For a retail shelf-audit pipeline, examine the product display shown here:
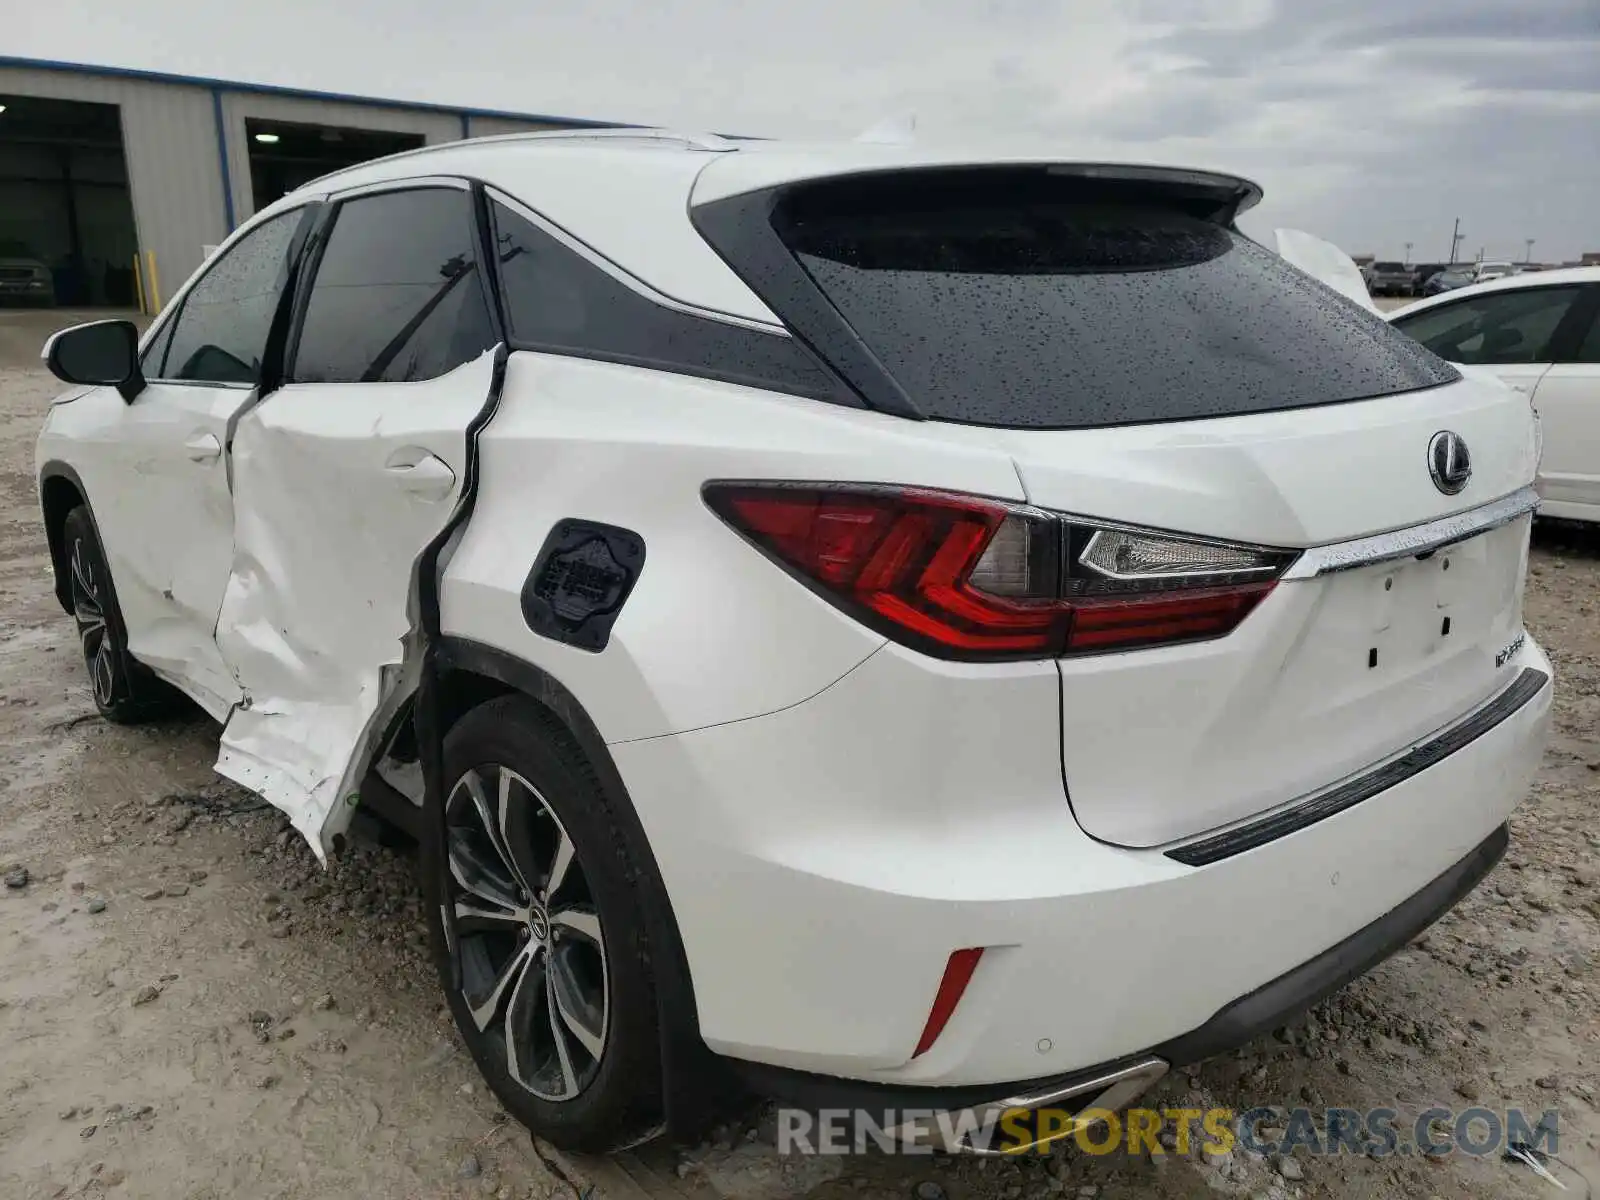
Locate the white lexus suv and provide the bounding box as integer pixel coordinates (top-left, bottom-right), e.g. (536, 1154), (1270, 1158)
(34, 131), (1552, 1154)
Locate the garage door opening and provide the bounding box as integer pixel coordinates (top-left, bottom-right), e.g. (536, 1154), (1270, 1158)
(246, 118), (424, 211)
(0, 94), (140, 308)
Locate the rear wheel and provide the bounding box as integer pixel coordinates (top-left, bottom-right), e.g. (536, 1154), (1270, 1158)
(62, 506), (178, 723)
(424, 695), (665, 1152)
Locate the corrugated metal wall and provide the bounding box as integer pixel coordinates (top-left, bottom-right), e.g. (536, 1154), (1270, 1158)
(0, 64), (602, 309)
(463, 115), (570, 139)
(218, 92), (462, 224)
(0, 65), (226, 310)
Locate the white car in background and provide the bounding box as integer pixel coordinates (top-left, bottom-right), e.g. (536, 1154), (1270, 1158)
(34, 131), (1552, 1153)
(1389, 267), (1600, 522)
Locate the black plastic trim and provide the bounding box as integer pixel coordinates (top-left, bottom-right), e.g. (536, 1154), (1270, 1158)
(37, 460), (91, 613)
(520, 519), (645, 652)
(1156, 821), (1507, 1064)
(725, 822), (1507, 1114)
(1167, 669), (1547, 867)
(691, 186), (922, 418)
(431, 637), (736, 1137)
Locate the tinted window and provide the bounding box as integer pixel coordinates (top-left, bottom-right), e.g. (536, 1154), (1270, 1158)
(293, 188), (495, 384)
(1392, 286), (1583, 365)
(770, 174), (1455, 428)
(140, 314), (176, 377)
(1575, 307), (1600, 364)
(161, 209), (305, 384)
(489, 198), (842, 398)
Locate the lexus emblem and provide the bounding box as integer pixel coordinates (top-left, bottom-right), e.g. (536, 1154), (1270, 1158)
(1428, 431), (1472, 495)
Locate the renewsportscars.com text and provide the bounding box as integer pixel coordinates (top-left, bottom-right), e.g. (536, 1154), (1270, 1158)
(777, 1105), (1560, 1158)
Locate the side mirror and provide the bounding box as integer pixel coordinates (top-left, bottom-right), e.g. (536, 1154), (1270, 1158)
(42, 320), (145, 402)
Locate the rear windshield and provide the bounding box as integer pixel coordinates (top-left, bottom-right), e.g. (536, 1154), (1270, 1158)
(775, 177), (1456, 428)
(1374, 262), (1406, 271)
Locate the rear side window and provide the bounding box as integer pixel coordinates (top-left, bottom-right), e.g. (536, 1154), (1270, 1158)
(160, 208), (305, 384)
(292, 188), (495, 384)
(486, 196), (846, 400)
(1576, 305), (1600, 364)
(725, 171), (1456, 428)
(1391, 286), (1584, 365)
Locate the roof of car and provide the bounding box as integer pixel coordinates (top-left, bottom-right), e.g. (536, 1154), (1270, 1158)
(1386, 265), (1600, 321)
(251, 129), (1264, 328)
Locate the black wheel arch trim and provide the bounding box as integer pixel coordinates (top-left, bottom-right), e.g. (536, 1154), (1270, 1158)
(428, 636), (736, 1137)
(38, 459), (93, 614)
(401, 180), (735, 1138)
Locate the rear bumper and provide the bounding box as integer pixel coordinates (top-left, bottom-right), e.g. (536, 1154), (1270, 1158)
(731, 821), (1506, 1137)
(610, 636), (1551, 1090)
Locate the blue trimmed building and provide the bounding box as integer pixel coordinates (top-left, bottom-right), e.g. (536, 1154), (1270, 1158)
(0, 57), (608, 308)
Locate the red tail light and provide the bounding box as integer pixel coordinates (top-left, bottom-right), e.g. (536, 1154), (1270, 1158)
(704, 482), (1294, 661)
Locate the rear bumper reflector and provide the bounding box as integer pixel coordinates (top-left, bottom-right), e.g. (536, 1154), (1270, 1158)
(913, 947), (985, 1058)
(1167, 667), (1548, 866)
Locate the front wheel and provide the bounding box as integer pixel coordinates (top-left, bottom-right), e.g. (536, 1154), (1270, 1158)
(62, 506), (179, 723)
(423, 695), (665, 1152)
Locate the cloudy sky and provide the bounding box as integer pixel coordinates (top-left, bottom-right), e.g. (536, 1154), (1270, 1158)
(14, 0), (1599, 260)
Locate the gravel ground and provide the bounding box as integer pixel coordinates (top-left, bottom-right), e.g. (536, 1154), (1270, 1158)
(1, 309), (1596, 1200)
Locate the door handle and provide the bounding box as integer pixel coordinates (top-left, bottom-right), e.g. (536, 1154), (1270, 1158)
(184, 431), (222, 463)
(384, 449), (457, 500)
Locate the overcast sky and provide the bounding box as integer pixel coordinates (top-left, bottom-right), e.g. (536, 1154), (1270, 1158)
(14, 0), (1599, 260)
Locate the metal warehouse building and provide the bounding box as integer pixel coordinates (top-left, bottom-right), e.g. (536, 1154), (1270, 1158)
(0, 56), (609, 311)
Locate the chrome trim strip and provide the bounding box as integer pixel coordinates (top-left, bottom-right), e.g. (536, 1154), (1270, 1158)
(885, 1058), (1169, 1156)
(1078, 528), (1282, 582)
(1165, 665), (1549, 867)
(327, 174), (472, 201)
(1282, 486), (1540, 579)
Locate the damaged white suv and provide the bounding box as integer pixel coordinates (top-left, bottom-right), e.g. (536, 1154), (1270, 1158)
(35, 131), (1552, 1154)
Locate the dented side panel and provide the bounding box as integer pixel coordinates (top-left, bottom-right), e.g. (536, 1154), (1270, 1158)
(213, 350), (499, 854)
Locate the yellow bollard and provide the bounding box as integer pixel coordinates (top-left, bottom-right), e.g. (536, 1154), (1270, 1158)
(145, 250), (162, 314)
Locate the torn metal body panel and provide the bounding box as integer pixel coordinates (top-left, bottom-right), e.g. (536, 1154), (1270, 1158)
(1272, 228), (1380, 313)
(213, 349), (501, 856)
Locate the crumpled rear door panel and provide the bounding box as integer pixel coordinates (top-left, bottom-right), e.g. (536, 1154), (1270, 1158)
(213, 350), (499, 855)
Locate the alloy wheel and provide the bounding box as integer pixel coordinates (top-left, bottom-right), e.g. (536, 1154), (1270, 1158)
(444, 763), (609, 1102)
(70, 536), (116, 707)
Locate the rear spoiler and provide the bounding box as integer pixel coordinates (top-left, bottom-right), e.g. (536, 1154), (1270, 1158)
(1272, 229), (1379, 313)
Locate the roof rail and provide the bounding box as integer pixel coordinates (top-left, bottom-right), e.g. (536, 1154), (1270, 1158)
(493, 128), (737, 152)
(299, 126), (736, 192)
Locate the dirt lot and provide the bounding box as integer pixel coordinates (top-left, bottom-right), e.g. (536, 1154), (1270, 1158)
(1, 309), (1597, 1200)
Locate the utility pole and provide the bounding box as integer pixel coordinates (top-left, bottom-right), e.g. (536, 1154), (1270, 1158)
(1448, 217), (1463, 264)
(1524, 238), (1535, 264)
(1404, 241), (1413, 264)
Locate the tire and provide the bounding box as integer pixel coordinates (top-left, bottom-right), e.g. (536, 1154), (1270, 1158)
(61, 506), (180, 724)
(424, 695), (665, 1152)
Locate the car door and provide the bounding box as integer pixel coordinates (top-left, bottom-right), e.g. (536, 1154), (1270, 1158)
(1523, 285), (1600, 519)
(213, 180), (501, 849)
(65, 206), (314, 719)
(1389, 283), (1590, 398)
(1390, 284), (1591, 500)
